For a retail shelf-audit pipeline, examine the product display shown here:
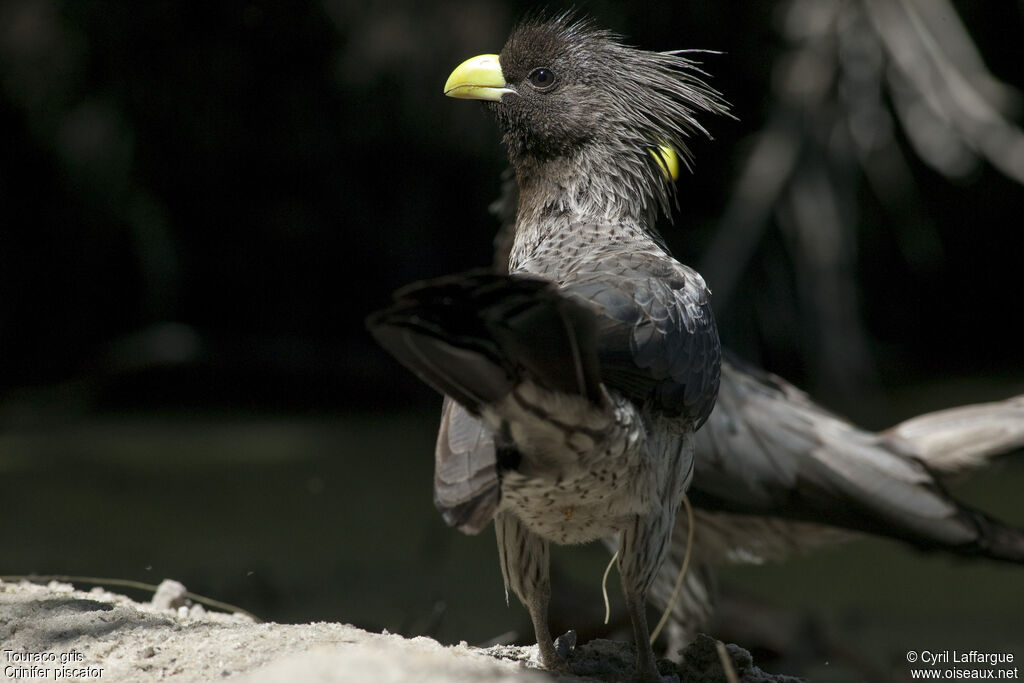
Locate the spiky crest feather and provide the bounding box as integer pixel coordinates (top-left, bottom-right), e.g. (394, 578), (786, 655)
(494, 13), (731, 228)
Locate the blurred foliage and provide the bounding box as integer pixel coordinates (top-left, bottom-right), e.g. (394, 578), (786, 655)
(1, 0), (1022, 423)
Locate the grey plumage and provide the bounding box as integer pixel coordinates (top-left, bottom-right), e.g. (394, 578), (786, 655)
(438, 354), (1024, 647)
(369, 14), (727, 681)
(483, 112), (1024, 647)
(690, 356), (1024, 558)
(370, 12), (1024, 676)
(651, 368), (1024, 648)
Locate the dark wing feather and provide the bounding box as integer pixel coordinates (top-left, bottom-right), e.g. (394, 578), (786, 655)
(367, 270), (604, 414)
(561, 248), (721, 425)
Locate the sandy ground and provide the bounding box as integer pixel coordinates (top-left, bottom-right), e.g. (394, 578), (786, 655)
(0, 579), (800, 682)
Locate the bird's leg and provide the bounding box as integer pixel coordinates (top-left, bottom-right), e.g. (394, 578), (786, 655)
(618, 512), (676, 683)
(494, 511), (564, 671)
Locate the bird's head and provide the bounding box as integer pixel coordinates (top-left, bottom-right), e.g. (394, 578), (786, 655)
(444, 13), (729, 224)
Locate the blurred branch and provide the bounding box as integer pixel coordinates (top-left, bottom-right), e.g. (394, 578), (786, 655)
(700, 0), (1024, 404)
(865, 0), (1024, 182)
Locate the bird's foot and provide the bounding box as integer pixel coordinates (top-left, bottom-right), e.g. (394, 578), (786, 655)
(537, 648), (568, 673)
(536, 632), (573, 673)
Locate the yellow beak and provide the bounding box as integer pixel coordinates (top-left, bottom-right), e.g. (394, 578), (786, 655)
(444, 54), (514, 101)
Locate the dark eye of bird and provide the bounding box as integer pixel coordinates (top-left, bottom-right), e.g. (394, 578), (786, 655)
(527, 68), (555, 90)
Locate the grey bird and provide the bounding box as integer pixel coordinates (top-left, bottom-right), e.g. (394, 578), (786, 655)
(368, 14), (728, 681)
(471, 79), (1024, 650)
(433, 296), (1024, 654)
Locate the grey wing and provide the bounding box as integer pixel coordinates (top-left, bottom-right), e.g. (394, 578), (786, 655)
(434, 396), (500, 534)
(563, 250), (721, 425)
(690, 356), (1024, 559)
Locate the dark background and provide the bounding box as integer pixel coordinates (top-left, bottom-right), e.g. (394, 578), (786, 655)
(2, 1), (1022, 680)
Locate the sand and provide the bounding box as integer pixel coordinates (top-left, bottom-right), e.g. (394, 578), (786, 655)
(0, 578), (800, 682)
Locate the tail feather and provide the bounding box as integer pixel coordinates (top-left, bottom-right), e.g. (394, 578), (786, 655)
(692, 359), (1024, 565)
(969, 509), (1024, 563)
(882, 394), (1024, 477)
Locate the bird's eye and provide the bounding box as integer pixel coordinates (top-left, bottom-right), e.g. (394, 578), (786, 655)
(527, 68), (556, 90)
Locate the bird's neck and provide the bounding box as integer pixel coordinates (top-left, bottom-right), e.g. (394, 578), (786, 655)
(513, 151), (656, 225)
(508, 155), (665, 274)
